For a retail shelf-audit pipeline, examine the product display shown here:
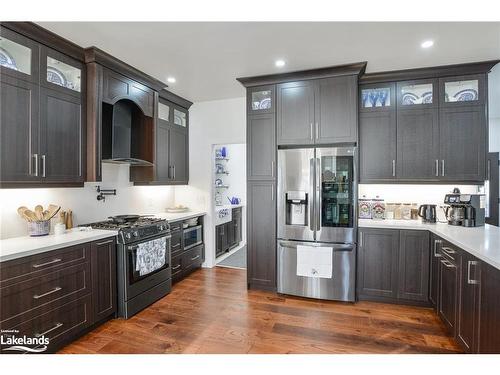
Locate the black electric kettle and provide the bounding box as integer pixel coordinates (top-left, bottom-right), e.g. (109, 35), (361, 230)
(418, 204), (437, 223)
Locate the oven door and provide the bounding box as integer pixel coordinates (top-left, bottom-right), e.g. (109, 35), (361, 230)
(183, 225), (203, 250)
(125, 234), (172, 300)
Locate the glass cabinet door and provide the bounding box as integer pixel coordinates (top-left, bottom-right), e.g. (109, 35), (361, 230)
(173, 108), (187, 127)
(398, 81), (435, 106)
(318, 147), (354, 228)
(46, 56), (81, 92)
(442, 77), (482, 104)
(247, 85), (275, 113)
(0, 35), (32, 76)
(158, 102), (170, 122)
(361, 87), (391, 108)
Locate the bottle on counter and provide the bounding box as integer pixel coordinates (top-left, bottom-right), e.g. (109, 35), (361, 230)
(410, 203), (419, 220)
(371, 196), (385, 220)
(385, 203), (395, 220)
(358, 195), (372, 219)
(402, 203), (412, 220)
(394, 203), (402, 220)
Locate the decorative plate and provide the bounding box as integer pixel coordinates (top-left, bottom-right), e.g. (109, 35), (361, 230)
(401, 92), (418, 105)
(259, 98), (271, 109)
(454, 89), (478, 102)
(174, 115), (183, 125)
(47, 66), (67, 87)
(421, 91), (433, 104)
(0, 47), (18, 71)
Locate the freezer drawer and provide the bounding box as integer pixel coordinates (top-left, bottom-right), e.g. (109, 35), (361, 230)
(277, 240), (356, 302)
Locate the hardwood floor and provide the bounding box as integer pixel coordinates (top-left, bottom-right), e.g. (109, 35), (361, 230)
(59, 267), (461, 354)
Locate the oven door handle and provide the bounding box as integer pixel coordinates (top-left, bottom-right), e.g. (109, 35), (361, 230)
(127, 235), (172, 252)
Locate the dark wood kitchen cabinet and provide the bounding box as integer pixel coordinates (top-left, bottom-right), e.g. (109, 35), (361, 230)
(277, 76), (358, 145)
(215, 207), (243, 258)
(358, 228), (399, 300)
(248, 113), (276, 180)
(0, 25), (85, 187)
(429, 234), (442, 308)
(437, 242), (459, 335)
(90, 238), (117, 323)
(457, 249), (481, 353)
(397, 230), (430, 302)
(247, 181), (276, 290)
(478, 261), (500, 353)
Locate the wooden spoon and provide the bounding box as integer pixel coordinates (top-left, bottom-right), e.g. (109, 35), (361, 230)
(24, 209), (38, 222)
(17, 206), (32, 222)
(34, 205), (44, 221)
(46, 204), (61, 220)
(42, 210), (50, 220)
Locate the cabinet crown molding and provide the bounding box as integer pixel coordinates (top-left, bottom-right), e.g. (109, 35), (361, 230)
(236, 61), (367, 87)
(160, 89), (193, 109)
(84, 46), (168, 91)
(360, 60), (500, 84)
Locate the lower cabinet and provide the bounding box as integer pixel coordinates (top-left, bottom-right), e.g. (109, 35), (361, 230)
(358, 228), (429, 304)
(429, 234), (442, 308)
(478, 262), (500, 353)
(215, 207), (243, 258)
(437, 244), (459, 334)
(0, 238), (116, 353)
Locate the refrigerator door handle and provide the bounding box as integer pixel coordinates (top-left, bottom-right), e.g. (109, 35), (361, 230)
(309, 158), (315, 232)
(316, 157), (322, 231)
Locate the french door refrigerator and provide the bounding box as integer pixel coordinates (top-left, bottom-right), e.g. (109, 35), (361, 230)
(277, 146), (357, 301)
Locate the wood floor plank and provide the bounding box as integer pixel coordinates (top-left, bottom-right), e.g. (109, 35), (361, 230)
(59, 268), (461, 354)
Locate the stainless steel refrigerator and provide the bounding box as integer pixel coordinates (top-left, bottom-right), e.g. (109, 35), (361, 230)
(277, 146), (357, 302)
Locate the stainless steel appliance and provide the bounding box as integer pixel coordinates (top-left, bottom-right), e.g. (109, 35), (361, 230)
(277, 146), (357, 302)
(418, 204), (437, 223)
(183, 224), (203, 250)
(85, 216), (171, 318)
(444, 193), (485, 227)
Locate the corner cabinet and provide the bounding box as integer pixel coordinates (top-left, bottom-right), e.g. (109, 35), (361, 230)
(0, 26), (85, 187)
(359, 62), (497, 184)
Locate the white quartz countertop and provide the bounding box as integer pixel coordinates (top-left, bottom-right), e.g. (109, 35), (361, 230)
(155, 210), (206, 223)
(359, 219), (500, 271)
(215, 204), (245, 210)
(0, 228), (118, 263)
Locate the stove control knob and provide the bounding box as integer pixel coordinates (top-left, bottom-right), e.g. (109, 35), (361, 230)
(125, 233), (132, 239)
(133, 231), (139, 237)
(158, 225), (165, 231)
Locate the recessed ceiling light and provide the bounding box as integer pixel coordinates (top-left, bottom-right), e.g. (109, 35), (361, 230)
(421, 40), (434, 49)
(275, 59), (286, 68)
(167, 77), (176, 83)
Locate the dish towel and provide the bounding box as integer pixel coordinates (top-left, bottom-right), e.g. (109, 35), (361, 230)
(135, 237), (167, 276)
(296, 245), (333, 278)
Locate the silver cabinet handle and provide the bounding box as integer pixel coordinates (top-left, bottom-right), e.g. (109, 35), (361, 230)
(467, 260), (480, 285)
(32, 154), (39, 177)
(441, 246), (456, 255)
(441, 259), (455, 268)
(172, 264), (181, 271)
(435, 160), (439, 177)
(271, 187), (274, 201)
(359, 231), (363, 247)
(434, 239), (442, 258)
(315, 122), (319, 140)
(271, 161), (274, 178)
(441, 160), (445, 177)
(35, 322), (63, 338)
(33, 286), (62, 300)
(173, 165), (176, 180)
(95, 239), (114, 246)
(392, 160), (396, 177)
(32, 258), (62, 268)
(190, 255), (200, 261)
(310, 123), (313, 140)
(41, 155), (46, 177)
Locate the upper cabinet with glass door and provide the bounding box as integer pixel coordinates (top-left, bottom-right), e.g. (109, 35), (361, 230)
(0, 27), (39, 82)
(247, 85), (275, 114)
(173, 107), (187, 128)
(359, 83), (395, 112)
(41, 47), (82, 96)
(439, 74), (486, 106)
(158, 101), (171, 123)
(397, 79), (438, 109)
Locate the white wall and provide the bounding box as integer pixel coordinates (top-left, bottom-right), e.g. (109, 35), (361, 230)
(0, 164), (175, 239)
(175, 97), (246, 267)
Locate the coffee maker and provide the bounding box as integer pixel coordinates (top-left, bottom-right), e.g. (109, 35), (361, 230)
(444, 192), (485, 227)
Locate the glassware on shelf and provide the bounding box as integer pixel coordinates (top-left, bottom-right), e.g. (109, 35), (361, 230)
(444, 80), (479, 102)
(400, 83), (433, 105)
(0, 36), (31, 74)
(251, 90), (272, 110)
(361, 88), (391, 108)
(46, 56), (81, 92)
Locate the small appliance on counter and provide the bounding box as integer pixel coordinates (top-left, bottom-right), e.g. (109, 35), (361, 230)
(418, 204), (437, 223)
(444, 189), (485, 227)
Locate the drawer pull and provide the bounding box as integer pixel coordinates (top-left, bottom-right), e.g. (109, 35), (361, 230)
(35, 322), (63, 338)
(467, 261), (480, 285)
(32, 258), (62, 268)
(441, 259), (456, 268)
(95, 239), (114, 246)
(441, 246), (455, 254)
(172, 265), (181, 271)
(190, 255), (200, 261)
(172, 243), (181, 248)
(33, 286), (62, 300)
(433, 239), (442, 258)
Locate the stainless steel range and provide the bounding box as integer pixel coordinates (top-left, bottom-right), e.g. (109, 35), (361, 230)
(85, 215), (172, 318)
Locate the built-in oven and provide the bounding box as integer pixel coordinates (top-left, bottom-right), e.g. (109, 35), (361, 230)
(183, 225), (203, 250)
(117, 233), (172, 318)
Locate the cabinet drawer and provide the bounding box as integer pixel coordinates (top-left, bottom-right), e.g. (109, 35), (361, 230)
(170, 230), (183, 257)
(171, 254), (183, 281)
(0, 243), (90, 285)
(1, 262), (91, 322)
(170, 221), (183, 232)
(183, 244), (203, 270)
(0, 295), (92, 353)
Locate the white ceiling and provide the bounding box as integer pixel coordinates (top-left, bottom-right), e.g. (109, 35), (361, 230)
(38, 22), (500, 105)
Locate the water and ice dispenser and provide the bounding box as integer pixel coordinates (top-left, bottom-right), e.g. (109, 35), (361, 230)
(285, 191), (308, 226)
